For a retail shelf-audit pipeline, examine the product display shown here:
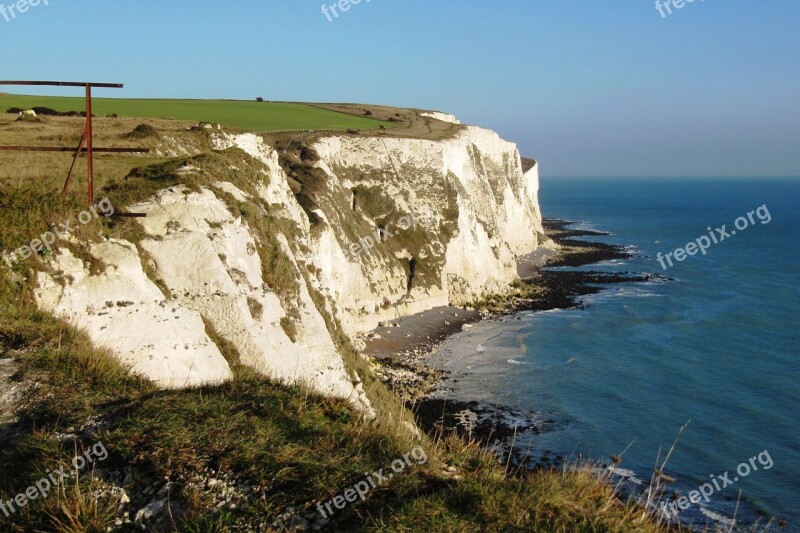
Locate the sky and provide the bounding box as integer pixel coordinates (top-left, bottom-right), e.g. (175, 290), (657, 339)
(1, 0), (799, 177)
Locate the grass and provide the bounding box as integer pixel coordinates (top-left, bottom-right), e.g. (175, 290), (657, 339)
(0, 317), (679, 531)
(1, 94), (390, 132)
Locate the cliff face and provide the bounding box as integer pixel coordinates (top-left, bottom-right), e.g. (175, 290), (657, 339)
(305, 126), (545, 333)
(32, 115), (544, 408)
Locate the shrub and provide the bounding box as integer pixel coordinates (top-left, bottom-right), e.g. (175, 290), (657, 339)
(32, 106), (59, 116)
(123, 123), (160, 140)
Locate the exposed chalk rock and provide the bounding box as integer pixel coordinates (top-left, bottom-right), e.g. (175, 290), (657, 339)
(33, 240), (233, 388)
(420, 111), (462, 124)
(132, 186), (364, 406)
(31, 116), (542, 417)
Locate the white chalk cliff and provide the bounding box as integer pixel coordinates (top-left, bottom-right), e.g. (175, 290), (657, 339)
(33, 113), (544, 412)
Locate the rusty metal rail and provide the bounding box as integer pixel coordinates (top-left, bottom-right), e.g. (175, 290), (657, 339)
(0, 81), (123, 88)
(0, 81), (148, 206)
(0, 146), (147, 153)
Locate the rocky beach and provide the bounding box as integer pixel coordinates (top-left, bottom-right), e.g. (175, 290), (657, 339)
(366, 218), (665, 468)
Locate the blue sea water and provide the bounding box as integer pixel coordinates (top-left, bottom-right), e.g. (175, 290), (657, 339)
(428, 177), (800, 531)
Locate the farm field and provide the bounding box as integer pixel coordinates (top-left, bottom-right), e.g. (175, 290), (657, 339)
(0, 93), (389, 132)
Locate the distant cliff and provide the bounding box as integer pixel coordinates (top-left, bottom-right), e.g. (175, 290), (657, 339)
(32, 112), (544, 413)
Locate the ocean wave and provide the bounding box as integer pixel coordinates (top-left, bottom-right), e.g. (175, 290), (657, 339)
(578, 287), (662, 304)
(698, 507), (735, 528)
(594, 259), (629, 266)
(606, 465), (643, 485)
(567, 220), (598, 231)
(529, 307), (584, 317)
(583, 465), (644, 486)
(617, 290), (661, 298)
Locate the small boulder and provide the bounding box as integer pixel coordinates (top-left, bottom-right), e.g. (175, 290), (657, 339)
(16, 109), (41, 122)
(135, 498), (166, 523)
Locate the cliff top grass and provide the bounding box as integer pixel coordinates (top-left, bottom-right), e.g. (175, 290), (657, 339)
(311, 102), (464, 142)
(0, 94), (391, 132)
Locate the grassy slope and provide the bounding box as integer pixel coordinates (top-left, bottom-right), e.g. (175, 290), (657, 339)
(0, 94), (388, 131)
(0, 313), (676, 532)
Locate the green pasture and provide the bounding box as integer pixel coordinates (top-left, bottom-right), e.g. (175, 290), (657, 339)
(0, 93), (388, 131)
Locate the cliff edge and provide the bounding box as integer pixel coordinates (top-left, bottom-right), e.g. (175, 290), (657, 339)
(30, 111), (544, 413)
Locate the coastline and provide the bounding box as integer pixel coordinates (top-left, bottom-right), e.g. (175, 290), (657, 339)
(365, 218), (664, 455)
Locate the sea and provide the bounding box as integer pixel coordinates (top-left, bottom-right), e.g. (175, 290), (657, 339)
(426, 177), (800, 531)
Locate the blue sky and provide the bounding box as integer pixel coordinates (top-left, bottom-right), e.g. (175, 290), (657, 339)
(1, 0), (798, 177)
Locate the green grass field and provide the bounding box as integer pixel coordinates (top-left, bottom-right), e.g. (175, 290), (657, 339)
(0, 93), (388, 132)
